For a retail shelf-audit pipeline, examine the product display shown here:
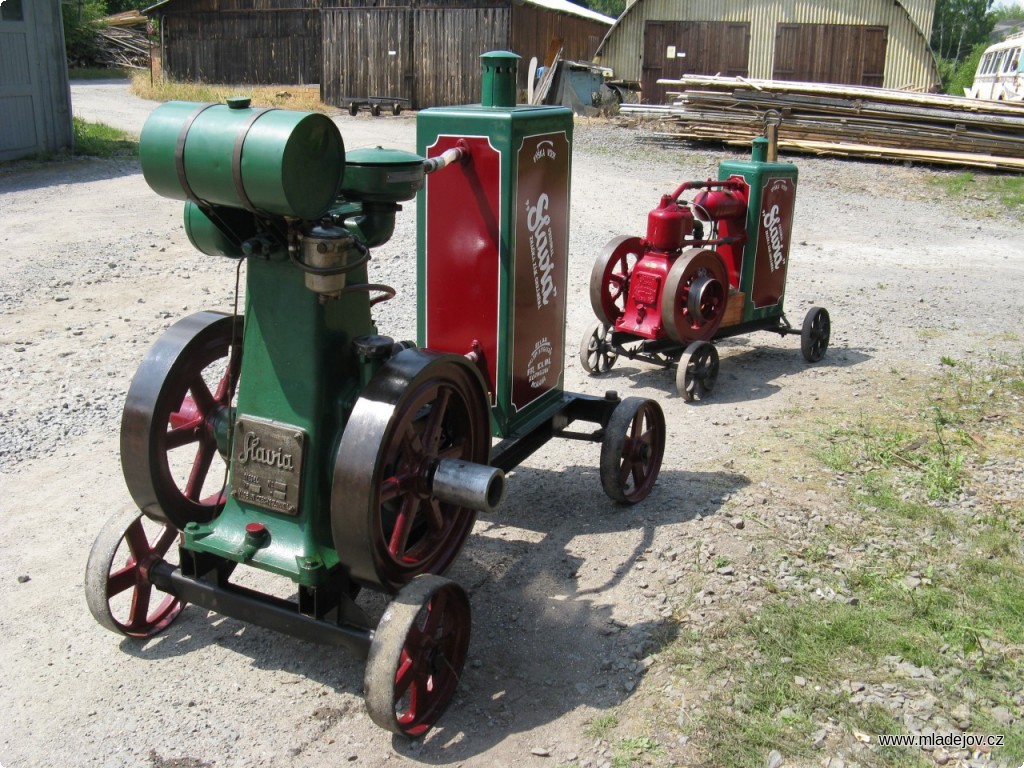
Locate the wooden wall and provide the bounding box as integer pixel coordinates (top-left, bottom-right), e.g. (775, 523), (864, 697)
(511, 3), (608, 69)
(322, 1), (611, 109)
(321, 5), (508, 108)
(157, 0), (321, 84)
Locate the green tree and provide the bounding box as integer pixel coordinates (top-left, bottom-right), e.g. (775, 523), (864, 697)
(105, 0), (151, 12)
(990, 2), (1024, 22)
(573, 0), (628, 18)
(932, 0), (995, 62)
(938, 40), (987, 94)
(62, 0), (107, 67)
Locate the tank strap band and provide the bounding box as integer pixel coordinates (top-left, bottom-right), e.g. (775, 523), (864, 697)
(232, 108), (275, 214)
(174, 102), (219, 206)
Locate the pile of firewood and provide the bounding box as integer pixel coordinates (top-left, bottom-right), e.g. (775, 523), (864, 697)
(621, 75), (1024, 173)
(96, 11), (150, 70)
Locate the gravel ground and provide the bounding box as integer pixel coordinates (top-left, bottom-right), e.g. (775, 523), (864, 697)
(0, 81), (1020, 768)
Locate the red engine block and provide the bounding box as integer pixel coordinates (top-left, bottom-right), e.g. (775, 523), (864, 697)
(589, 180), (749, 344)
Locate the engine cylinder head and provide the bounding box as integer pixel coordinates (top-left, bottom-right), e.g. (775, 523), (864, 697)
(645, 195), (693, 251)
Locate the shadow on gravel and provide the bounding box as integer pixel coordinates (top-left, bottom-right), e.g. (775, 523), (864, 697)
(0, 156), (139, 193)
(583, 337), (871, 405)
(396, 464), (748, 762)
(111, 464), (747, 763)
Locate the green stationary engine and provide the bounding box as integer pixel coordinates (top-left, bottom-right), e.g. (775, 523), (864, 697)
(85, 54), (666, 737)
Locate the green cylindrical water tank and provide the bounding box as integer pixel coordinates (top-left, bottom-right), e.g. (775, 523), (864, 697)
(140, 100), (345, 220)
(183, 201), (258, 258)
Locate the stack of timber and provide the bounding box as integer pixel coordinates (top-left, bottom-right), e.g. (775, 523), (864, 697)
(97, 13), (150, 70)
(621, 76), (1024, 172)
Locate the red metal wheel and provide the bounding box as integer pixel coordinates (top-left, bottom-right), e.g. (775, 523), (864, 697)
(600, 397), (666, 504)
(661, 248), (729, 343)
(121, 312), (242, 529)
(84, 507), (185, 638)
(589, 235), (645, 327)
(332, 349), (490, 592)
(364, 575), (471, 736)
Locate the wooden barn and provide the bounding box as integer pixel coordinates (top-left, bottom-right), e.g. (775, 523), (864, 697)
(0, 0), (72, 162)
(595, 0), (941, 103)
(321, 0), (614, 109)
(145, 0), (322, 85)
(144, 0), (612, 102)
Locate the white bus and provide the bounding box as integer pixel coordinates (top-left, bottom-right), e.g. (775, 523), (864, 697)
(966, 31), (1024, 101)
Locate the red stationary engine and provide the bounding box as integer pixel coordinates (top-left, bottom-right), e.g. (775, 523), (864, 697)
(589, 179), (749, 345)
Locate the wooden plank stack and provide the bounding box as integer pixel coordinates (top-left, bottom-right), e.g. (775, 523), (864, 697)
(96, 25), (150, 70)
(97, 12), (151, 70)
(620, 75), (1024, 172)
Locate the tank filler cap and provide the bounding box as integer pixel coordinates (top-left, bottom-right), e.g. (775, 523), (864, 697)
(227, 96), (252, 110)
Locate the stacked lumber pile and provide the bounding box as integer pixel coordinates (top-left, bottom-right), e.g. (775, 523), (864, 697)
(96, 12), (150, 70)
(621, 76), (1024, 172)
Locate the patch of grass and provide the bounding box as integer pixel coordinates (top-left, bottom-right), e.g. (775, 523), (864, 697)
(659, 357), (1024, 768)
(927, 170), (1024, 212)
(612, 736), (664, 767)
(585, 713), (619, 740)
(129, 70), (330, 113)
(72, 117), (138, 158)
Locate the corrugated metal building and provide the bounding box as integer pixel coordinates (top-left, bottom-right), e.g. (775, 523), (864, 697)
(0, 0), (72, 162)
(596, 0), (940, 102)
(145, 0), (322, 85)
(321, 0), (614, 109)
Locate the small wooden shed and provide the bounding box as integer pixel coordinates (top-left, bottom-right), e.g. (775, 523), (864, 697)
(596, 0), (941, 103)
(145, 0), (322, 85)
(320, 0), (614, 109)
(0, 0), (72, 162)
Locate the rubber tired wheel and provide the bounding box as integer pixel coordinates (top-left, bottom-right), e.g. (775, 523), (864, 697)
(579, 320), (618, 374)
(600, 397), (666, 504)
(676, 341), (719, 402)
(84, 507), (185, 638)
(662, 248), (728, 343)
(121, 311), (242, 529)
(332, 349), (490, 592)
(801, 306), (831, 362)
(364, 575), (470, 737)
(589, 235), (644, 327)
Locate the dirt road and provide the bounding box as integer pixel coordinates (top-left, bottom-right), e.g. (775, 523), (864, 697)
(0, 81), (1020, 768)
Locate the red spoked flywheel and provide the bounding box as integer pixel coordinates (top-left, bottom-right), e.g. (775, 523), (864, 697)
(589, 235), (645, 327)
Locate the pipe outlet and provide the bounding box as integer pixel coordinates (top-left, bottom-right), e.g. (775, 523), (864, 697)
(431, 459), (506, 513)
